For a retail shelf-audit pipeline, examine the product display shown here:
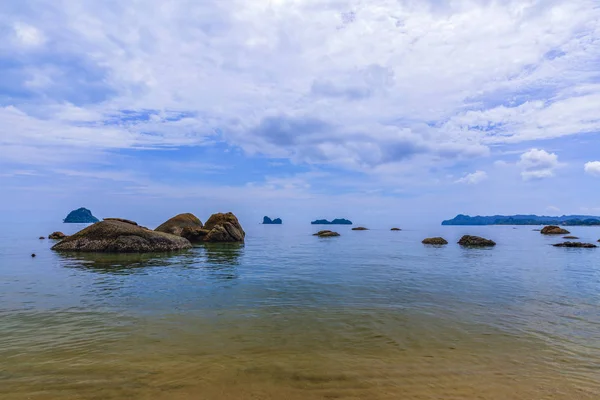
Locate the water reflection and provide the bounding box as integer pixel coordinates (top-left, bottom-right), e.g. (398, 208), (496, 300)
(200, 243), (244, 281)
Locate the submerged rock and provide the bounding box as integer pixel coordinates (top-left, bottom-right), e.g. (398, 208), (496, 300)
(422, 237), (448, 245)
(553, 242), (597, 248)
(563, 236), (579, 239)
(155, 213), (203, 236)
(458, 235), (496, 247)
(391, 228), (401, 231)
(313, 230), (340, 237)
(352, 227), (369, 231)
(63, 207), (99, 223)
(51, 219), (191, 253)
(203, 212), (245, 243)
(540, 225), (570, 235)
(263, 216), (283, 224)
(49, 232), (67, 240)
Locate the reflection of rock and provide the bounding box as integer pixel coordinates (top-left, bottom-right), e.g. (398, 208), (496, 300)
(203, 212), (245, 243)
(49, 232), (67, 240)
(352, 227), (369, 231)
(391, 228), (401, 231)
(458, 235), (496, 247)
(263, 216), (283, 224)
(203, 243), (244, 265)
(553, 242), (597, 248)
(540, 226), (570, 235)
(64, 207), (99, 223)
(313, 230), (340, 237)
(422, 237), (448, 245)
(155, 213), (203, 236)
(52, 219), (191, 253)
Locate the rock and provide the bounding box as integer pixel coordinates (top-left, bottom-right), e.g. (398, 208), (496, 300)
(458, 235), (496, 247)
(49, 232), (67, 240)
(180, 227), (211, 242)
(311, 219), (352, 225)
(155, 213), (203, 236)
(51, 219), (191, 253)
(352, 227), (369, 231)
(553, 242), (597, 248)
(104, 218), (138, 225)
(391, 228), (401, 231)
(263, 216), (283, 224)
(63, 207), (99, 223)
(563, 236), (579, 239)
(313, 230), (340, 237)
(540, 225), (570, 235)
(31, 253), (36, 257)
(203, 212), (245, 243)
(422, 237), (448, 245)
(39, 236), (45, 240)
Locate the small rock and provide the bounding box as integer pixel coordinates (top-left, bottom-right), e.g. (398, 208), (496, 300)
(553, 242), (597, 248)
(39, 236), (45, 240)
(422, 237), (448, 245)
(48, 232), (67, 240)
(352, 227), (369, 231)
(31, 253), (36, 258)
(458, 235), (496, 247)
(563, 236), (579, 239)
(540, 225), (570, 235)
(391, 228), (401, 231)
(313, 230), (340, 237)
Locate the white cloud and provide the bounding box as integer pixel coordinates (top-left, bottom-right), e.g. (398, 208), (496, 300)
(518, 149), (561, 180)
(455, 170), (488, 185)
(584, 161), (600, 177)
(12, 23), (45, 46)
(0, 0), (599, 176)
(546, 205), (560, 213)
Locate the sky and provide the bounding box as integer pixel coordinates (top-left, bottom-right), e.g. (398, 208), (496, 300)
(1, 0), (600, 226)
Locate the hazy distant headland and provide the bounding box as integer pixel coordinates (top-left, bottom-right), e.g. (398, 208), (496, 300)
(63, 208), (99, 223)
(311, 218), (353, 225)
(442, 214), (600, 226)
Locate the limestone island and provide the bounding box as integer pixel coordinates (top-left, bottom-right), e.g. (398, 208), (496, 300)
(311, 218), (352, 225)
(63, 207), (99, 223)
(263, 216), (282, 225)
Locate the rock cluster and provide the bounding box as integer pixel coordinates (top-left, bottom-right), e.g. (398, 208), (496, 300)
(49, 232), (67, 240)
(52, 219), (191, 253)
(155, 212), (245, 243)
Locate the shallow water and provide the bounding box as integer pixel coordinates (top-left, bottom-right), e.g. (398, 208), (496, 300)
(1, 222), (600, 399)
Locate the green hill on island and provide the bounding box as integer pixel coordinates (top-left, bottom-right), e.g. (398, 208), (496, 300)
(442, 214), (600, 226)
(63, 208), (99, 223)
(263, 216), (283, 224)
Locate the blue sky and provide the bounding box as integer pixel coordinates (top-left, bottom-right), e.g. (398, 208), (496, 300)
(1, 0), (600, 226)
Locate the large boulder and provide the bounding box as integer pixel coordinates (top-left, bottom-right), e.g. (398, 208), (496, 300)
(458, 235), (496, 247)
(52, 219), (192, 253)
(203, 212), (245, 243)
(422, 237), (448, 245)
(541, 225), (570, 235)
(155, 213), (203, 236)
(553, 242), (597, 248)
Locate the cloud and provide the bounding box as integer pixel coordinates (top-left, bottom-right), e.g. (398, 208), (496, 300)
(546, 205), (560, 212)
(455, 170), (488, 185)
(584, 161), (600, 177)
(518, 149), (561, 180)
(1, 0), (600, 184)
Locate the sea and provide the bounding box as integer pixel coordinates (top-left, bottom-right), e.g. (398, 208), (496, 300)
(1, 221), (599, 399)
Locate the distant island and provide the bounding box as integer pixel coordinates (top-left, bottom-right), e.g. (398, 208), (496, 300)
(263, 216), (282, 224)
(311, 218), (353, 225)
(63, 207), (99, 223)
(442, 214), (600, 226)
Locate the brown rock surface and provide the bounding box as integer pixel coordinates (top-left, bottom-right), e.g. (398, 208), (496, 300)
(540, 225), (570, 235)
(422, 237), (448, 245)
(155, 213), (203, 236)
(458, 235), (496, 247)
(203, 212), (245, 242)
